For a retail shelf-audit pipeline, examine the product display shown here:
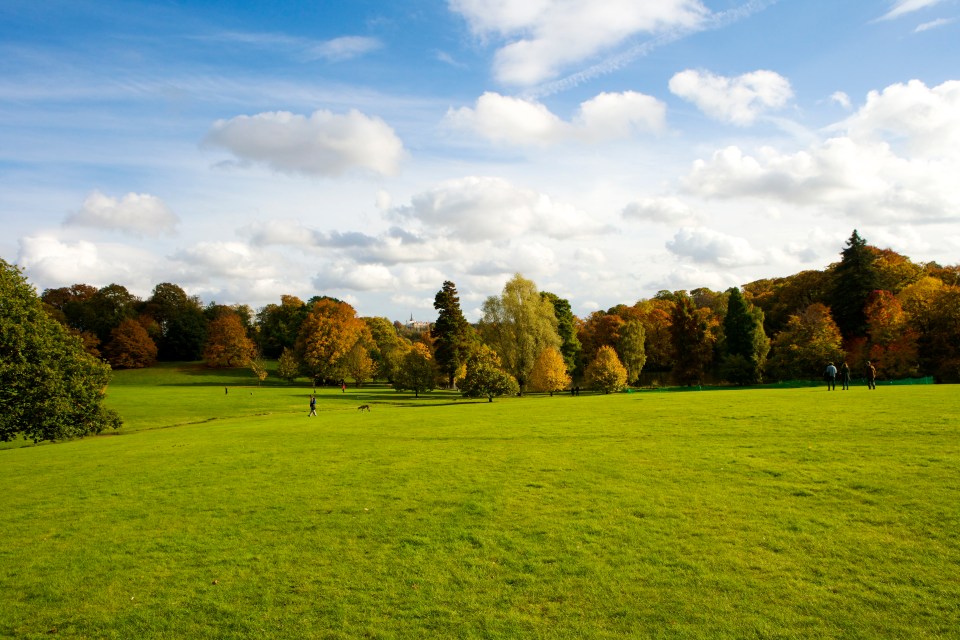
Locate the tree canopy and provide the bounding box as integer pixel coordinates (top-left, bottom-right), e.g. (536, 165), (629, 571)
(1, 259), (121, 442)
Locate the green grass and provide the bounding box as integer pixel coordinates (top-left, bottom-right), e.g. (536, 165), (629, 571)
(1, 367), (959, 638)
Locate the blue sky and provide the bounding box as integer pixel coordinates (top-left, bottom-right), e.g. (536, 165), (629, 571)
(2, 0), (958, 321)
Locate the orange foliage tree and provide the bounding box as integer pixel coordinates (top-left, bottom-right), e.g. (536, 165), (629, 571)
(529, 347), (571, 396)
(204, 313), (255, 368)
(104, 318), (158, 369)
(295, 299), (365, 383)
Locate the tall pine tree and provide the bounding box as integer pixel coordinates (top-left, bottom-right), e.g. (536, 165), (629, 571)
(669, 291), (712, 386)
(431, 281), (473, 388)
(721, 287), (769, 384)
(829, 230), (880, 339)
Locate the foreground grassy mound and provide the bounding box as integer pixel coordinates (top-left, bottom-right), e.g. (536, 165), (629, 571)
(1, 369), (958, 638)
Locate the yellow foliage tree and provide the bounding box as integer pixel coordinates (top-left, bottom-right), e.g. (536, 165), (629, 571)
(295, 299), (365, 383)
(529, 347), (571, 396)
(585, 345), (627, 394)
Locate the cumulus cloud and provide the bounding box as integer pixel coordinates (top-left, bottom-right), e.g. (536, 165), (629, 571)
(204, 109), (405, 177)
(666, 227), (766, 267)
(683, 80), (960, 223)
(65, 190), (179, 237)
(170, 241), (281, 282)
(668, 69), (793, 126)
(393, 176), (611, 241)
(446, 90), (665, 145)
(449, 0), (708, 85)
(623, 196), (701, 226)
(877, 0), (948, 21)
(17, 235), (155, 288)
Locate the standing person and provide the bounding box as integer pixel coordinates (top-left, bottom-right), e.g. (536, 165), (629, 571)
(866, 361), (877, 390)
(840, 362), (851, 390)
(341, 381), (346, 393)
(308, 395), (317, 416)
(825, 362), (837, 390)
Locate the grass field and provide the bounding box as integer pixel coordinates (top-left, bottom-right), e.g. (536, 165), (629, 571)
(1, 365), (958, 638)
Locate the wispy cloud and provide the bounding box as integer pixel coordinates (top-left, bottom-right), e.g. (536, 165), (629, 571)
(915, 17), (955, 31)
(201, 30), (381, 62)
(877, 0), (948, 21)
(525, 0), (780, 99)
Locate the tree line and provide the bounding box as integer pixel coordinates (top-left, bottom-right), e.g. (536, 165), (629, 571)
(3, 230), (959, 440)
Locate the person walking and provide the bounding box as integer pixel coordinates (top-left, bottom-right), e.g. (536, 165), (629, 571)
(825, 362), (837, 391)
(308, 394), (317, 416)
(866, 361), (877, 390)
(840, 362), (851, 390)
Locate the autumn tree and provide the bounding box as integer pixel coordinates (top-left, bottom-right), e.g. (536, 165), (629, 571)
(204, 312), (256, 368)
(669, 292), (712, 386)
(393, 342), (436, 397)
(720, 287), (770, 385)
(479, 274), (561, 393)
(103, 318), (158, 369)
(529, 347), (571, 396)
(767, 303), (844, 380)
(578, 311), (624, 370)
(916, 285), (960, 381)
(296, 298), (365, 383)
(432, 281), (474, 389)
(364, 316), (409, 381)
(1, 260), (121, 442)
(87, 284), (140, 343)
(864, 290), (918, 378)
(635, 296), (674, 381)
(460, 346), (519, 402)
(585, 345), (628, 394)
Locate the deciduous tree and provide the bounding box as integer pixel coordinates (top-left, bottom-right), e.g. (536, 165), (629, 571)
(670, 292), (712, 386)
(585, 345), (627, 394)
(480, 274), (561, 393)
(541, 292), (582, 372)
(768, 303), (844, 380)
(104, 318), (158, 369)
(393, 342), (436, 397)
(276, 347), (300, 382)
(204, 312), (256, 368)
(460, 346), (518, 402)
(1, 260), (121, 442)
(616, 320), (646, 385)
(529, 347), (571, 396)
(295, 299), (365, 383)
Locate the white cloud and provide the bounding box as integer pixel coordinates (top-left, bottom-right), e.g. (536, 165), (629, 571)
(204, 109), (405, 177)
(393, 176), (610, 241)
(683, 80), (960, 223)
(449, 0), (708, 85)
(840, 79), (960, 156)
(669, 69), (793, 126)
(17, 235), (156, 290)
(171, 241), (280, 282)
(623, 196), (701, 226)
(877, 0), (948, 21)
(65, 190), (179, 237)
(314, 262), (398, 291)
(305, 36), (381, 61)
(666, 227), (766, 267)
(446, 90), (665, 146)
(915, 17), (954, 31)
(830, 91), (852, 109)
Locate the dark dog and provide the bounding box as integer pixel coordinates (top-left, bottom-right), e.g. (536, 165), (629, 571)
(357, 404), (370, 412)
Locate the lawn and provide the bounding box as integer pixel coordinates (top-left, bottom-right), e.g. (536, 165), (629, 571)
(1, 367), (958, 638)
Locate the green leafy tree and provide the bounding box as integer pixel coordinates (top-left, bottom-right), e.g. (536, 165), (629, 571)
(87, 284), (140, 343)
(103, 318), (157, 369)
(250, 352), (268, 386)
(276, 346), (301, 382)
(529, 347), (571, 396)
(364, 316), (409, 381)
(145, 283), (207, 361)
(344, 342), (375, 387)
(828, 230), (880, 339)
(616, 319), (647, 385)
(256, 295), (308, 358)
(585, 345), (628, 393)
(460, 346), (519, 402)
(431, 281), (474, 389)
(721, 287), (770, 385)
(479, 274), (561, 393)
(1, 260), (122, 442)
(393, 342), (436, 397)
(541, 292), (582, 372)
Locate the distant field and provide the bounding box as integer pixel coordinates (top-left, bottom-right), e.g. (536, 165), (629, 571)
(1, 366), (958, 638)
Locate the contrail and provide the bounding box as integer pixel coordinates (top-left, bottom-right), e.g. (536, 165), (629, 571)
(523, 0), (781, 100)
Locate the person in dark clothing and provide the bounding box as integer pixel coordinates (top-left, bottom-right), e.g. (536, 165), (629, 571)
(825, 362), (837, 390)
(840, 362), (851, 390)
(866, 361), (877, 390)
(309, 395), (317, 416)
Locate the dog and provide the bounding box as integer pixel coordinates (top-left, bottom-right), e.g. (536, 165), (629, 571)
(357, 404), (370, 412)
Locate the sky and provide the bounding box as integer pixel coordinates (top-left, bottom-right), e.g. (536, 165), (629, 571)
(1, 0), (958, 322)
